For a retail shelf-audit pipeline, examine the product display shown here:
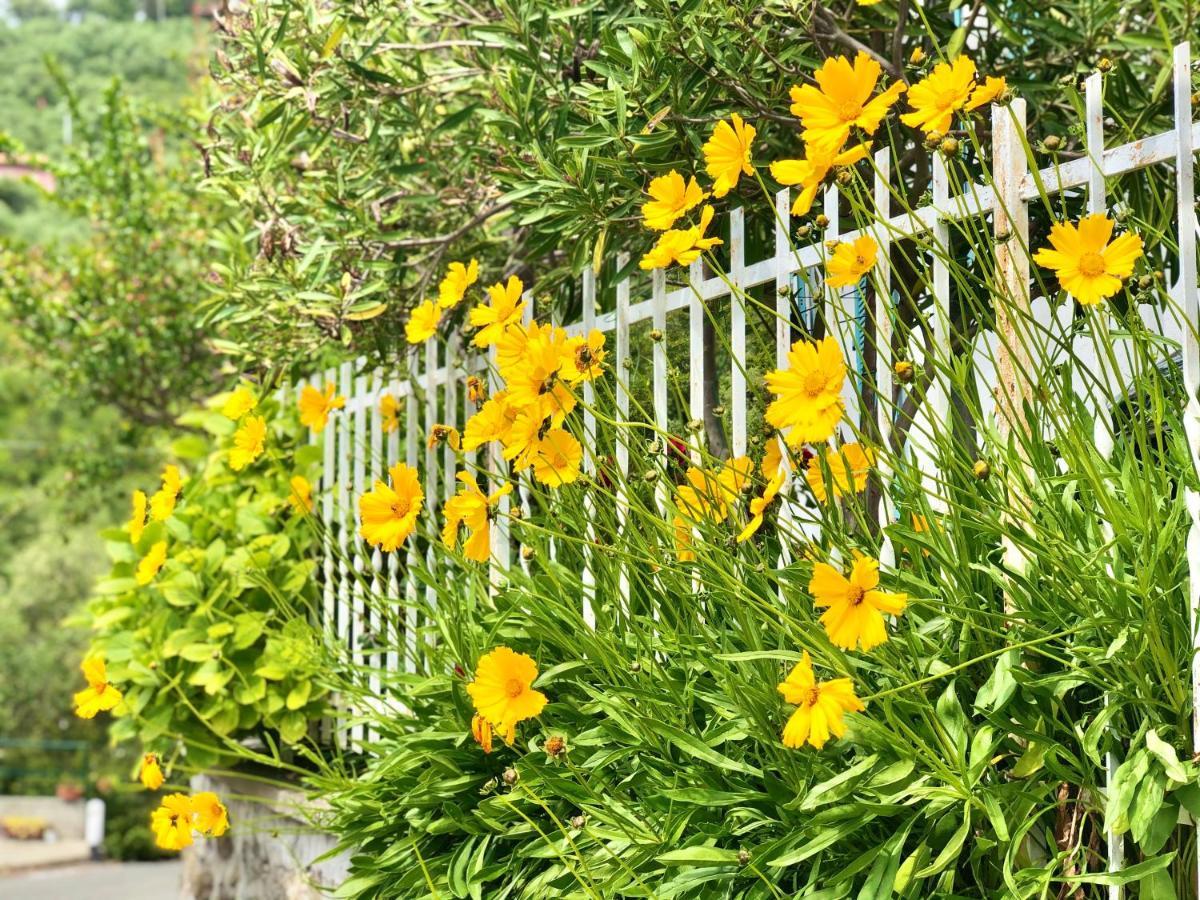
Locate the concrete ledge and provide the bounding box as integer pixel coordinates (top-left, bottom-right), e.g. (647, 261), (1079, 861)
(0, 838), (91, 874)
(180, 773), (349, 900)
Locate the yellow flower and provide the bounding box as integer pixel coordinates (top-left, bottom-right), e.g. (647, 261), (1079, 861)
(466, 647), (549, 744)
(761, 439), (785, 479)
(675, 456), (753, 525)
(805, 443), (874, 504)
(190, 791), (229, 837)
(380, 394), (400, 433)
(498, 322), (577, 422)
(471, 713), (494, 754)
(229, 415), (267, 471)
(737, 472), (786, 542)
(702, 113), (755, 198)
(149, 464), (183, 522)
(151, 794), (195, 851)
(470, 275), (526, 348)
(900, 56), (977, 134)
(136, 540), (168, 586)
(826, 235), (878, 288)
(161, 464), (183, 497)
(770, 142), (870, 217)
(1032, 213), (1143, 306)
(857, 0), (882, 4)
(778, 651), (864, 749)
(463, 391), (519, 451)
(427, 424), (461, 451)
(128, 489), (147, 545)
(443, 472), (512, 562)
(531, 428), (583, 487)
(406, 299), (442, 344)
(639, 205), (723, 270)
(810, 555), (907, 651)
(73, 655), (122, 719)
(466, 375), (487, 407)
(765, 337), (846, 446)
(221, 385), (257, 421)
(966, 75), (1008, 111)
(501, 409), (545, 471)
(289, 475), (313, 513)
(673, 515), (696, 562)
(438, 258), (479, 308)
(789, 53), (905, 154)
(643, 171), (708, 231)
(563, 330), (607, 383)
(359, 463), (424, 552)
(139, 754), (164, 791)
(299, 382), (345, 434)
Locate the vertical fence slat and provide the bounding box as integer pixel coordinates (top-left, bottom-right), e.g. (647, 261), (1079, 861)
(385, 378), (401, 681)
(581, 268), (597, 628)
(319, 368), (337, 742)
(730, 206), (747, 458)
(350, 368), (368, 746)
(652, 268), (669, 516)
(367, 371), (383, 743)
(405, 356), (420, 671)
(872, 148), (895, 566)
(774, 189), (796, 568)
(335, 360), (354, 741)
(688, 259), (704, 462)
(926, 154), (953, 515)
(1084, 70), (1124, 896)
(615, 255), (631, 617)
(1173, 43), (1200, 892)
(423, 340), (439, 652)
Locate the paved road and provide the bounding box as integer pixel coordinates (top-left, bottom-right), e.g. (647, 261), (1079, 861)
(0, 861), (181, 899)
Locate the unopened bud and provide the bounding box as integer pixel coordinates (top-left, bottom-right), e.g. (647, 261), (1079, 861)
(649, 329), (664, 343)
(795, 224), (812, 240)
(835, 168), (853, 186)
(1097, 57), (1113, 72)
(909, 47), (926, 65)
(544, 735), (566, 757)
(939, 137), (959, 157)
(1043, 134), (1063, 151)
(894, 360), (914, 383)
(629, 660), (641, 672)
(824, 239), (839, 253)
(737, 849), (751, 866)
(814, 214), (829, 229)
(521, 545), (535, 560)
(502, 767), (519, 786)
(972, 459), (991, 481)
(642, 470), (658, 483)
(570, 815), (586, 829)
(923, 130), (942, 150)
(712, 404), (725, 417)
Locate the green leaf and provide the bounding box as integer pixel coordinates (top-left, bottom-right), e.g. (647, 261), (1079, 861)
(286, 680), (312, 710)
(1146, 729), (1188, 783)
(643, 720), (761, 777)
(656, 847), (740, 866)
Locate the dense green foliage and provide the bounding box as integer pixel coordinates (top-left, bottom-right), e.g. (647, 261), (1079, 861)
(90, 395), (329, 771)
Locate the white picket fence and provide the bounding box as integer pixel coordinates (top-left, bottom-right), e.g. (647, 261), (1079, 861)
(306, 44), (1200, 890)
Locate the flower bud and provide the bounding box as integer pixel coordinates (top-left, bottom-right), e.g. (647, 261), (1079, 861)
(1097, 57), (1113, 72)
(923, 130), (942, 150)
(972, 459), (991, 480)
(712, 404), (725, 417)
(939, 137), (959, 157)
(521, 545), (535, 561)
(649, 329), (664, 343)
(814, 214), (830, 229)
(909, 47), (926, 65)
(544, 735), (566, 758)
(737, 849), (751, 866)
(795, 224), (812, 240)
(502, 767), (519, 786)
(835, 168), (853, 186)
(642, 469), (658, 483)
(570, 815), (586, 829)
(894, 360), (914, 383)
(1043, 134), (1062, 151)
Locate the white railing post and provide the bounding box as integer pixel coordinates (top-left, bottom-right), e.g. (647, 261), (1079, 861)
(871, 148), (895, 567)
(1172, 42), (1200, 894)
(581, 268), (597, 628)
(730, 206), (747, 458)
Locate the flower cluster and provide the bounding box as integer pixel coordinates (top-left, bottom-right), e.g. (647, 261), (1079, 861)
(150, 791), (229, 851)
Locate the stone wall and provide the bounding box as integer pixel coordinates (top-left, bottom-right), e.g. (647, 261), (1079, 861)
(179, 773), (349, 900)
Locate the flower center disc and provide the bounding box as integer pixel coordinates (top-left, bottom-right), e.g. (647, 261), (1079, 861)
(1078, 251), (1106, 277)
(391, 499), (410, 518)
(505, 678), (525, 698)
(838, 102), (863, 121)
(847, 584), (866, 606)
(805, 687), (821, 707)
(803, 371), (827, 397)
